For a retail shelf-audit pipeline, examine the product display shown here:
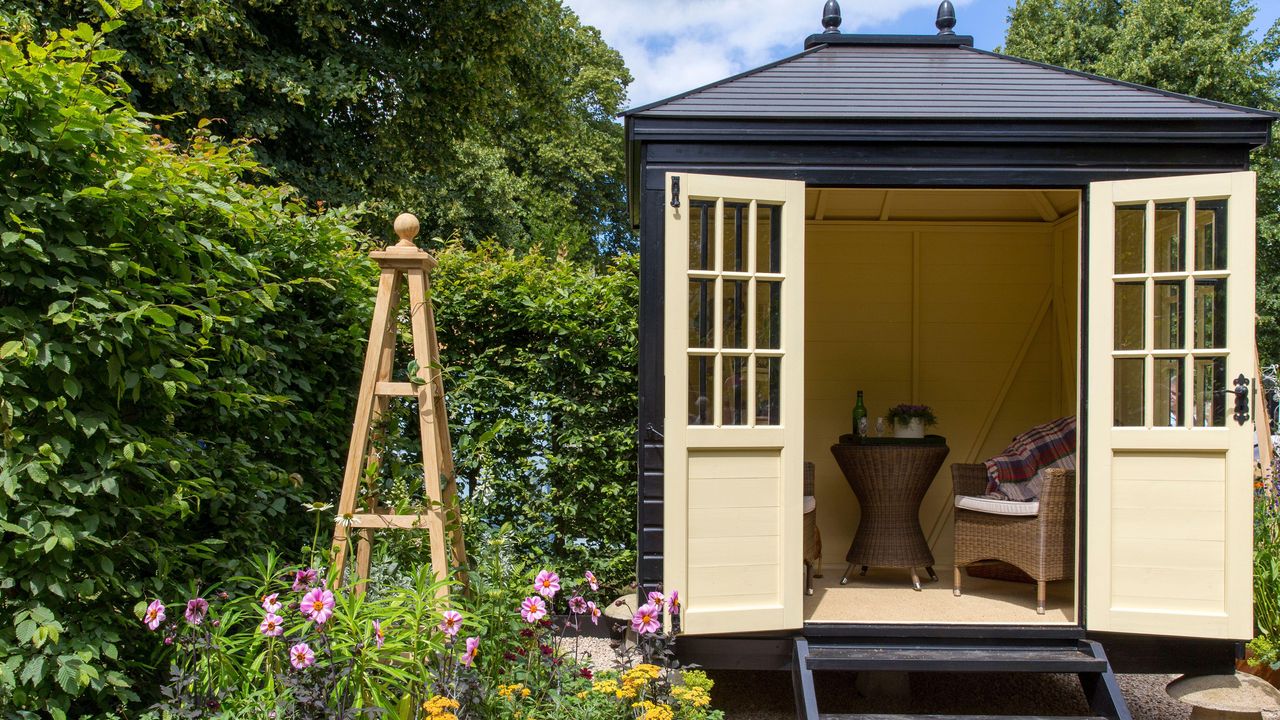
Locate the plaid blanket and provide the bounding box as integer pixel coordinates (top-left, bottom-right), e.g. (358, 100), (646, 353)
(985, 416), (1076, 497)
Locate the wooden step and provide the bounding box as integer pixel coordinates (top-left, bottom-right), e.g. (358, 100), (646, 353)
(804, 643), (1108, 673)
(821, 715), (1110, 719)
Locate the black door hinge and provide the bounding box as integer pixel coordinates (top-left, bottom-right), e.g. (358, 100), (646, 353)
(670, 177), (680, 208)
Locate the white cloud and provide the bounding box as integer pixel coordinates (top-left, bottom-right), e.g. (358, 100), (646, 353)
(564, 0), (966, 108)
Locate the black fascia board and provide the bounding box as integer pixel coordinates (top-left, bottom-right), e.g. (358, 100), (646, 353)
(626, 115), (1274, 148)
(803, 33), (974, 49)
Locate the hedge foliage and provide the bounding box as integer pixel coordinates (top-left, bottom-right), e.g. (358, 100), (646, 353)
(0, 20), (640, 716)
(0, 21), (376, 716)
(432, 243), (638, 586)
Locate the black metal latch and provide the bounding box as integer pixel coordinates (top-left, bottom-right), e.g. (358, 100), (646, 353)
(670, 176), (680, 208)
(1230, 373), (1252, 425)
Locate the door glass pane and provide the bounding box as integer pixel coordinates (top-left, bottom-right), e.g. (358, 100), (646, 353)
(689, 279), (715, 348)
(723, 355), (749, 425)
(755, 357), (781, 426)
(1154, 202), (1186, 272)
(1194, 278), (1227, 349)
(689, 201), (713, 271)
(722, 279), (749, 349)
(1153, 280), (1184, 349)
(722, 203), (747, 272)
(1154, 357), (1184, 427)
(1114, 358), (1145, 426)
(1115, 205), (1146, 274)
(1115, 282), (1145, 350)
(1195, 200), (1228, 271)
(1193, 357), (1226, 427)
(756, 280), (781, 349)
(756, 204), (781, 273)
(688, 356), (713, 425)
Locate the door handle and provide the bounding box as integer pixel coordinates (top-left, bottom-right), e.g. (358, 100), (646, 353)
(1222, 374), (1252, 425)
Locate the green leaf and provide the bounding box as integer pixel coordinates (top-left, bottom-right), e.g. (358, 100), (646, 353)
(20, 656), (44, 686)
(62, 378), (80, 399)
(15, 620), (37, 645)
(26, 463), (48, 484)
(143, 307), (175, 327)
(0, 340), (23, 359)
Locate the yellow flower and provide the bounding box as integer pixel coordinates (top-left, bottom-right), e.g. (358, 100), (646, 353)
(631, 700), (675, 720)
(672, 685), (711, 708)
(498, 683), (527, 700)
(420, 695), (460, 720)
(591, 679), (619, 695)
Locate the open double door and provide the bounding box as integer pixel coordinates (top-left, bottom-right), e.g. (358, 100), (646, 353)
(662, 171), (1256, 640)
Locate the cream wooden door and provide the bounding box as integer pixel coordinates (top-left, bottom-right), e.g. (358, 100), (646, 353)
(663, 173), (805, 635)
(1087, 172), (1256, 638)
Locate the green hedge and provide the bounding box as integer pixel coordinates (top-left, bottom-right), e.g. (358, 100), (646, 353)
(431, 243), (639, 587)
(0, 22), (376, 716)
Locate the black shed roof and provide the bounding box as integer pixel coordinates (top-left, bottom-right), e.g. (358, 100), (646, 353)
(623, 35), (1278, 122)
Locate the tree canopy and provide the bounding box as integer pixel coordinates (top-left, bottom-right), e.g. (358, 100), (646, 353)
(1003, 0), (1280, 363)
(4, 0), (634, 260)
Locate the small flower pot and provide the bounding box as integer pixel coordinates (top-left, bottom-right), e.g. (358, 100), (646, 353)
(894, 418), (925, 438)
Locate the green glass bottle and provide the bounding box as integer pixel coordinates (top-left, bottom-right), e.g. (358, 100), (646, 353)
(852, 390), (867, 437)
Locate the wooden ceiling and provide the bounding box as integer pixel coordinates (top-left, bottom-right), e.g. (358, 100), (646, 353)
(806, 188), (1079, 223)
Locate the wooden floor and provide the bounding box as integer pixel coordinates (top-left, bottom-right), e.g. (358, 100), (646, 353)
(803, 567), (1076, 624)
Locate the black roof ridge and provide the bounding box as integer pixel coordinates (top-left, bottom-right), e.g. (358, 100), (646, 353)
(803, 33), (974, 49)
(962, 46), (1280, 120)
(621, 45), (822, 117)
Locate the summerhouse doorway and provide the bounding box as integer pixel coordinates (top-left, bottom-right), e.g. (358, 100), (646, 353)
(801, 187), (1081, 626)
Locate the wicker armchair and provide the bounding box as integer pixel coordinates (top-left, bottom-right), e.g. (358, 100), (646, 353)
(803, 461), (823, 596)
(951, 463), (1075, 614)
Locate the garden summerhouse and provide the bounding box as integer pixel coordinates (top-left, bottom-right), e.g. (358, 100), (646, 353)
(624, 2), (1278, 717)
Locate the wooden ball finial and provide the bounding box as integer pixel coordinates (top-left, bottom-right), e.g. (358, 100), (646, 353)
(393, 213), (420, 247)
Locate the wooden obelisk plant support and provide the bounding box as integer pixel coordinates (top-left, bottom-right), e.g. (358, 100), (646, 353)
(331, 213), (466, 596)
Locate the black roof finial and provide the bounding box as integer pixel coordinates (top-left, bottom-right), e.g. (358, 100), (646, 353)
(935, 0), (957, 35)
(822, 0), (842, 34)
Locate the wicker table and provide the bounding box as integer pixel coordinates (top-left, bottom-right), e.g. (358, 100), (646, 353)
(830, 437), (950, 591)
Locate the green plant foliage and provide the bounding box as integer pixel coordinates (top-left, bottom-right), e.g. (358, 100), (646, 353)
(430, 241), (639, 589)
(1250, 477), (1280, 667)
(0, 21), (377, 716)
(6, 0), (635, 261)
(1002, 0), (1280, 363)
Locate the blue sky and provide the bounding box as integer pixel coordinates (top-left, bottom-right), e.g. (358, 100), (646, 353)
(563, 0), (1280, 110)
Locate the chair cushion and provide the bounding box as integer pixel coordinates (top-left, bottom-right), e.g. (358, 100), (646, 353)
(803, 495), (816, 514)
(955, 494), (1040, 516)
(984, 416), (1076, 492)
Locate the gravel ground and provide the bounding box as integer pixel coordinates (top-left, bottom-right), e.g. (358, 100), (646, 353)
(573, 639), (1275, 719)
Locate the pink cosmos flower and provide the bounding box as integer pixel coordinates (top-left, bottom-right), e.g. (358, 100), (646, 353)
(647, 591), (665, 610)
(631, 603), (662, 635)
(587, 601), (601, 625)
(259, 613), (284, 637)
(534, 570), (560, 599)
(439, 610), (463, 637)
(292, 568), (318, 592)
(262, 593), (282, 614)
(301, 587), (336, 625)
(520, 596), (548, 623)
(184, 597), (209, 626)
(461, 636), (479, 667)
(568, 596), (588, 614)
(372, 620), (384, 649)
(290, 642), (315, 669)
(668, 590), (680, 616)
(143, 599), (166, 631)
(584, 570), (599, 591)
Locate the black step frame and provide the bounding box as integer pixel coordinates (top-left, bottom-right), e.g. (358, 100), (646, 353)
(791, 636), (1131, 720)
